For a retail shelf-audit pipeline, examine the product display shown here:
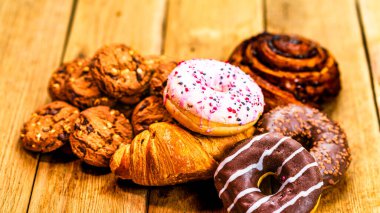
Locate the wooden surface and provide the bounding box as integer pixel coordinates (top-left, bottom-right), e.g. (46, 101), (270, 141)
(0, 0), (379, 212)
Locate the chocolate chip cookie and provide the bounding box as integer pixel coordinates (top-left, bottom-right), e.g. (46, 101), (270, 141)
(90, 44), (152, 104)
(21, 101), (79, 152)
(131, 96), (174, 135)
(48, 58), (87, 101)
(65, 58), (116, 109)
(70, 106), (133, 167)
(146, 56), (177, 96)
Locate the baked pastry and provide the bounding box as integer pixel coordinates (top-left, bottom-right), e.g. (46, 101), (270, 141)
(145, 56), (178, 96)
(214, 133), (323, 212)
(110, 122), (254, 185)
(48, 58), (87, 101)
(131, 96), (174, 135)
(70, 106), (133, 167)
(164, 59), (264, 136)
(256, 104), (351, 188)
(21, 101), (79, 152)
(229, 32), (341, 110)
(90, 44), (152, 104)
(65, 58), (115, 109)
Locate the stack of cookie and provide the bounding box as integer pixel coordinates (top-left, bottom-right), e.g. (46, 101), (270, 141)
(21, 44), (177, 167)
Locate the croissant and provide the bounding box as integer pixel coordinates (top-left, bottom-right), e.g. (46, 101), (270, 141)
(229, 32), (341, 110)
(110, 122), (254, 186)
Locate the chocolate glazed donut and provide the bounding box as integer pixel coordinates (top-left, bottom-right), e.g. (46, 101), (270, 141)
(229, 32), (341, 110)
(214, 133), (323, 213)
(256, 104), (351, 188)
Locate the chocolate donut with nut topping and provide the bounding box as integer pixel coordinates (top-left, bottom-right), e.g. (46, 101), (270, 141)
(256, 104), (351, 188)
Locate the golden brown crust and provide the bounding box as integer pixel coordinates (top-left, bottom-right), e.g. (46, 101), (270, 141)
(90, 44), (153, 104)
(70, 106), (133, 167)
(229, 32), (341, 110)
(21, 101), (79, 152)
(110, 122), (254, 185)
(131, 96), (174, 135)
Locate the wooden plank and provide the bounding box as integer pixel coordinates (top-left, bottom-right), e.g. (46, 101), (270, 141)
(0, 0), (72, 211)
(163, 0), (264, 61)
(358, 0), (380, 121)
(266, 0), (380, 212)
(27, 0), (166, 212)
(148, 0), (264, 212)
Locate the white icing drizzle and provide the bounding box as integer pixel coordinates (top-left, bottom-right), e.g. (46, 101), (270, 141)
(276, 147), (304, 175)
(218, 137), (290, 197)
(277, 162), (319, 192)
(246, 196), (271, 213)
(244, 162), (319, 212)
(273, 182), (324, 213)
(214, 133), (268, 178)
(227, 188), (260, 212)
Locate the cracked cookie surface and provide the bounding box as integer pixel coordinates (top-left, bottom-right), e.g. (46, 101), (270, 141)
(48, 58), (87, 101)
(65, 58), (116, 109)
(90, 44), (152, 104)
(70, 106), (133, 167)
(131, 96), (174, 135)
(21, 101), (79, 152)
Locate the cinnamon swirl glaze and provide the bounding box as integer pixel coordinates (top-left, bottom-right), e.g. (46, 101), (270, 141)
(214, 133), (323, 213)
(229, 33), (341, 110)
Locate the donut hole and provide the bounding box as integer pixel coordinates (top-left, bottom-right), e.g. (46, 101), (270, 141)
(257, 172), (281, 195)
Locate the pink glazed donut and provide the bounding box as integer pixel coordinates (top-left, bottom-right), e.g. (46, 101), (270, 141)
(164, 59), (264, 136)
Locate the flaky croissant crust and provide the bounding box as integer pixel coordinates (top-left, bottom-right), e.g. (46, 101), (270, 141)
(110, 122), (254, 186)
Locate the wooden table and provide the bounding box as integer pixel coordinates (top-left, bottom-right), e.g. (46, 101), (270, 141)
(0, 0), (379, 212)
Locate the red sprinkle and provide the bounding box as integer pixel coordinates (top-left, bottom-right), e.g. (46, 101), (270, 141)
(185, 88), (189, 92)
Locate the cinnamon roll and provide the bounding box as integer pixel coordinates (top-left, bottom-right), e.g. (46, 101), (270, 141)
(229, 32), (341, 110)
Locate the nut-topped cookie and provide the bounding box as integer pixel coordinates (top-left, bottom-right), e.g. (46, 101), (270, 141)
(65, 58), (115, 109)
(70, 106), (133, 167)
(21, 101), (79, 152)
(48, 58), (87, 101)
(90, 44), (152, 104)
(131, 96), (174, 135)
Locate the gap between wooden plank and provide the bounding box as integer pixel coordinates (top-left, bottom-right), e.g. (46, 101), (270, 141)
(355, 0), (380, 129)
(26, 1), (78, 211)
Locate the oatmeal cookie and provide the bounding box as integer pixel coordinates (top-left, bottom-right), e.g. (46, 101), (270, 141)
(90, 44), (152, 104)
(70, 106), (133, 167)
(21, 101), (79, 152)
(131, 96), (174, 135)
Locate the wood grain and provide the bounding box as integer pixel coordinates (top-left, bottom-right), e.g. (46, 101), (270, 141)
(163, 0), (264, 61)
(266, 0), (380, 212)
(358, 0), (380, 120)
(0, 0), (72, 211)
(27, 0), (166, 212)
(148, 0), (263, 212)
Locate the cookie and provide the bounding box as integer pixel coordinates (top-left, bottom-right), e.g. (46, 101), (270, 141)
(21, 101), (79, 152)
(90, 44), (152, 104)
(114, 103), (135, 120)
(65, 58), (116, 109)
(48, 58), (87, 101)
(146, 56), (178, 96)
(131, 96), (174, 135)
(70, 106), (133, 167)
